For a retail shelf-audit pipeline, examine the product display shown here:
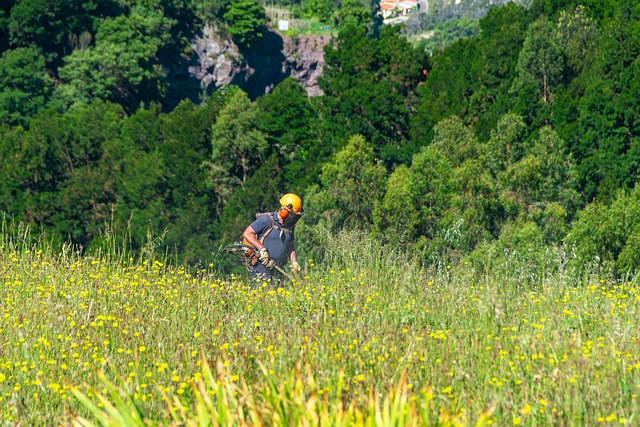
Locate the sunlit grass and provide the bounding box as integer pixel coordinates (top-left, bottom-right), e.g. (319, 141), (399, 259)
(71, 356), (487, 427)
(0, 227), (639, 425)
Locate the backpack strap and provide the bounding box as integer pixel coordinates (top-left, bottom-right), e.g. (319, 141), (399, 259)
(257, 212), (292, 244)
(258, 212), (276, 244)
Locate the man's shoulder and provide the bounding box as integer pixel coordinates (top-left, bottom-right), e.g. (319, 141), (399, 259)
(252, 211), (278, 230)
(250, 212), (270, 228)
(258, 211), (279, 224)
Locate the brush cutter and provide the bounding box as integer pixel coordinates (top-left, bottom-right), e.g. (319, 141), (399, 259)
(223, 242), (293, 280)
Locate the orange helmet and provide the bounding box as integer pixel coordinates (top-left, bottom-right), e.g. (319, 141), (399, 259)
(279, 193), (303, 216)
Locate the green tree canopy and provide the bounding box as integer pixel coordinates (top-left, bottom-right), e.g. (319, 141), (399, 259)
(207, 88), (267, 215)
(0, 47), (53, 126)
(566, 185), (640, 273)
(333, 0), (372, 28)
(7, 0), (104, 66)
(0, 4), (13, 53)
(556, 5), (599, 78)
(411, 2), (531, 145)
(52, 11), (166, 112)
(257, 78), (321, 186)
(223, 0), (266, 47)
(302, 0), (333, 22)
(306, 134), (387, 231)
(511, 16), (565, 112)
(321, 23), (428, 166)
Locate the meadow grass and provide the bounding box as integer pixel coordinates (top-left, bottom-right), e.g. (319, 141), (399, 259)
(0, 227), (639, 425)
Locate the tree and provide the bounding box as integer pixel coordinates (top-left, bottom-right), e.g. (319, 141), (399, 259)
(497, 126), (580, 243)
(0, 3), (14, 53)
(35, 102), (123, 246)
(566, 185), (640, 274)
(7, 0), (100, 66)
(207, 88), (267, 215)
(107, 104), (170, 251)
(258, 78), (314, 161)
(410, 39), (473, 146)
(0, 47), (53, 126)
(529, 0), (579, 18)
(431, 116), (480, 167)
(155, 98), (220, 262)
(377, 144), (453, 249)
(320, 23), (428, 166)
(448, 157), (500, 249)
(374, 165), (414, 242)
(567, 0), (640, 202)
(213, 154), (285, 245)
(411, 2), (531, 145)
(333, 0), (371, 28)
(0, 124), (28, 218)
(305, 134), (387, 231)
(4, 112), (66, 225)
(407, 145), (454, 252)
(431, 116), (498, 249)
(193, 0), (231, 23)
(485, 113), (529, 175)
(302, 0), (333, 22)
(257, 78), (320, 186)
(223, 0), (266, 48)
(511, 17), (565, 107)
(556, 5), (599, 79)
(52, 12), (166, 112)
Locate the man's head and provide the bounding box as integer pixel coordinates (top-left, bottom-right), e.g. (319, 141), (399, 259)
(279, 193), (303, 228)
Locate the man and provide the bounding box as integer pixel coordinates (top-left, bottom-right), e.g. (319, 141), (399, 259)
(242, 193), (303, 284)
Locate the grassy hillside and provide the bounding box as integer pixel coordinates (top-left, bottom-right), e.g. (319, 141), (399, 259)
(1, 227), (639, 425)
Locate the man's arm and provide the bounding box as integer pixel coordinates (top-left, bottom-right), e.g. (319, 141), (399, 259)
(286, 241), (297, 262)
(243, 226), (263, 250)
(287, 241), (301, 272)
(244, 224), (273, 267)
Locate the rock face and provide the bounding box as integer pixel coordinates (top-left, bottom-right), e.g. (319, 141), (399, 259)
(281, 34), (330, 97)
(189, 25), (244, 91)
(189, 25), (329, 98)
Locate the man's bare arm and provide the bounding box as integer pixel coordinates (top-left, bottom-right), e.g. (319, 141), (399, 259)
(243, 226), (262, 250)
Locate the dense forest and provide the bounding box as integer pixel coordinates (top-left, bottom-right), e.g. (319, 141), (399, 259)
(0, 0), (639, 277)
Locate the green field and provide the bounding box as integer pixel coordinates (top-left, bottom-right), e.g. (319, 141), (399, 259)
(1, 229), (639, 426)
(280, 19), (335, 36)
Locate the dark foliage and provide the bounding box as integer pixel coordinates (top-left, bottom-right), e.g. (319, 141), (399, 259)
(1, 0), (639, 275)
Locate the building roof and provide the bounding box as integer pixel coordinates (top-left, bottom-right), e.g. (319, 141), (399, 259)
(380, 2), (396, 10)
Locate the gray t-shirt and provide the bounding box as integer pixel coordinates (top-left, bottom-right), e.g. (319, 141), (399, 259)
(249, 212), (295, 273)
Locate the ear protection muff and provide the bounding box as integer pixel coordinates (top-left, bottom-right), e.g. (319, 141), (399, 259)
(280, 204), (294, 218)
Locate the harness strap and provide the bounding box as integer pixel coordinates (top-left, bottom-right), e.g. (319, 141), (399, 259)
(246, 212), (292, 267)
(257, 212), (292, 245)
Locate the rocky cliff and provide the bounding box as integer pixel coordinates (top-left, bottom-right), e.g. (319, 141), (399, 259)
(188, 25), (329, 99)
